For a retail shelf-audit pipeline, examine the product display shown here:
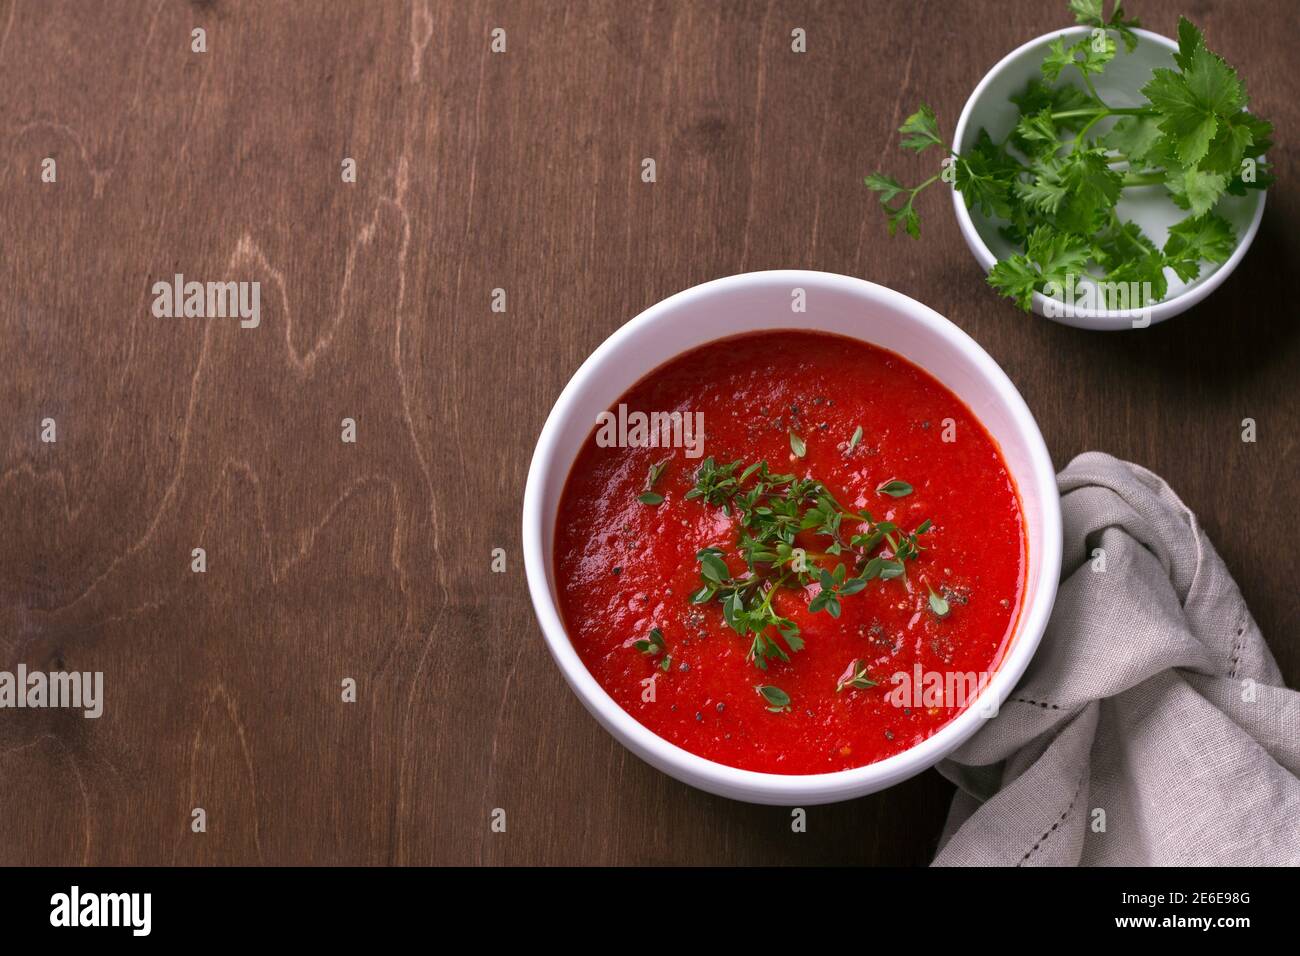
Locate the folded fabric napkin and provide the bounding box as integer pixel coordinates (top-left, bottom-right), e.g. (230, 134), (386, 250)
(933, 452), (1300, 866)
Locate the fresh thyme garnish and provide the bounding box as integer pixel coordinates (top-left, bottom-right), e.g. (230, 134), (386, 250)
(789, 431), (806, 458)
(808, 564), (868, 618)
(685, 457), (934, 674)
(637, 459), (669, 506)
(927, 584), (951, 619)
(848, 425), (863, 452)
(634, 626), (672, 669)
(836, 659), (878, 693)
(634, 626), (667, 655)
(876, 478), (913, 497)
(756, 685), (791, 713)
(632, 627), (673, 671)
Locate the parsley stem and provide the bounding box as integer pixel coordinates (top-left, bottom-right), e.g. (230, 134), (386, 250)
(907, 174), (942, 200)
(1121, 171), (1165, 187)
(1081, 73), (1107, 109)
(1049, 106), (1155, 120)
(1073, 110), (1109, 147)
(1109, 209), (1150, 255)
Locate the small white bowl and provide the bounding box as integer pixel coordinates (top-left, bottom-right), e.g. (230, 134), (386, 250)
(522, 271), (1062, 804)
(952, 26), (1266, 329)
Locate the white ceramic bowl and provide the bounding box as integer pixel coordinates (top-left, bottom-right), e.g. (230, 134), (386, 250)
(523, 271), (1062, 804)
(952, 26), (1266, 329)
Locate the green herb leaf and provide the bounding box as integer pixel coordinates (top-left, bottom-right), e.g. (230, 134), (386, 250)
(687, 458), (934, 672)
(1173, 16), (1204, 72)
(789, 431), (806, 458)
(848, 425), (863, 452)
(836, 659), (878, 693)
(987, 226), (1091, 311)
(1041, 35), (1076, 83)
(634, 627), (668, 656)
(867, 6), (1270, 316)
(927, 586), (951, 619)
(864, 173), (905, 203)
(1162, 213), (1236, 282)
(876, 479), (913, 498)
(898, 104), (943, 153)
(956, 130), (1020, 219)
(688, 584), (715, 604)
(1070, 0), (1142, 52)
(1101, 115), (1164, 166)
(756, 685), (791, 713)
(698, 548), (730, 584)
(637, 491), (664, 506)
(1164, 165), (1229, 218)
(1143, 47), (1244, 168)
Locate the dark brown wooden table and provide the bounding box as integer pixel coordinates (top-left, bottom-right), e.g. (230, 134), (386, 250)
(2, 0), (1296, 865)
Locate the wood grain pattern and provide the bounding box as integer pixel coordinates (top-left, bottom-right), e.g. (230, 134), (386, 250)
(1, 0), (1296, 865)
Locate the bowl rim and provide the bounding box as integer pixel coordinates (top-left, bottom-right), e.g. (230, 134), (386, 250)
(950, 25), (1267, 329)
(522, 270), (1062, 803)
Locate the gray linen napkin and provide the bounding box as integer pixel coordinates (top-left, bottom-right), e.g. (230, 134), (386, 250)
(932, 452), (1300, 866)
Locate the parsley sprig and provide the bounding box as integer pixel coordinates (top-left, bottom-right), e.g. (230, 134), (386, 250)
(686, 457), (933, 671)
(865, 2), (1273, 311)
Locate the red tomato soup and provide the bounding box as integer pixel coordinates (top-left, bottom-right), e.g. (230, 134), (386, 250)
(553, 330), (1026, 774)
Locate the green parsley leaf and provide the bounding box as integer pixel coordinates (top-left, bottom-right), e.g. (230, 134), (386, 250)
(899, 104), (944, 152)
(1070, 0), (1142, 52)
(865, 7), (1266, 316)
(1173, 16), (1204, 71)
(1015, 158), (1070, 215)
(1143, 46), (1244, 168)
(1055, 150), (1125, 235)
(1013, 108), (1062, 159)
(956, 130), (1020, 219)
(1162, 213), (1236, 282)
(1041, 35), (1076, 83)
(864, 173), (905, 204)
(1101, 115), (1164, 166)
(988, 226), (1092, 311)
(1164, 165), (1230, 217)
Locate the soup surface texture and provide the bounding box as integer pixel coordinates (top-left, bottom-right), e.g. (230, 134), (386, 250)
(554, 330), (1025, 774)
